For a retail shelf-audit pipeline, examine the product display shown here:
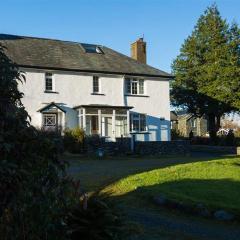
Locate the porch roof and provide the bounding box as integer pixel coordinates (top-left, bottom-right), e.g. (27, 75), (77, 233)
(73, 104), (133, 110)
(37, 102), (66, 113)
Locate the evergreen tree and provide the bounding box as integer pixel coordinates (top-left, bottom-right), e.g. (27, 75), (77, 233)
(171, 4), (240, 141)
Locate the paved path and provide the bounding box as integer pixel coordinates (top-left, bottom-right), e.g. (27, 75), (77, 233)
(126, 207), (240, 240)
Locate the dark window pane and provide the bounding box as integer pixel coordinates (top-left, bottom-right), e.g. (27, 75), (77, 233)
(133, 119), (139, 131)
(81, 43), (103, 54)
(93, 76), (99, 93)
(140, 114), (146, 131)
(125, 79), (131, 94)
(139, 80), (144, 94)
(130, 113), (146, 132)
(131, 81), (138, 94)
(45, 73), (53, 91)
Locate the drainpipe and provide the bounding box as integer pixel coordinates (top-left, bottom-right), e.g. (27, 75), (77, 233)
(122, 75), (126, 106)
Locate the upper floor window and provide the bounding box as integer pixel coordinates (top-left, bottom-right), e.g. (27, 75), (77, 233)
(125, 78), (144, 95)
(93, 76), (99, 93)
(45, 73), (53, 91)
(130, 113), (147, 132)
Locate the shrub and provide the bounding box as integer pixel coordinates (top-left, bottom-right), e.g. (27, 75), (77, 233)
(225, 130), (236, 146)
(66, 195), (128, 240)
(0, 44), (77, 239)
(190, 134), (238, 146)
(191, 136), (212, 145)
(171, 129), (183, 140)
(63, 127), (85, 153)
(0, 127), (78, 240)
(85, 134), (102, 146)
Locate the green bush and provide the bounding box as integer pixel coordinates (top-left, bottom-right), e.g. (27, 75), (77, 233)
(224, 130), (236, 146)
(66, 195), (128, 240)
(85, 134), (102, 146)
(0, 44), (77, 239)
(171, 129), (184, 140)
(0, 127), (79, 240)
(63, 127), (85, 153)
(191, 133), (237, 146)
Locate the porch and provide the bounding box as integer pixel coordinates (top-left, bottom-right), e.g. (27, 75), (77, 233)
(38, 102), (66, 132)
(74, 104), (133, 141)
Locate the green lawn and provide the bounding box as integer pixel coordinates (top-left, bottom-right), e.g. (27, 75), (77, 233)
(66, 155), (240, 239)
(66, 154), (240, 213)
(103, 157), (240, 213)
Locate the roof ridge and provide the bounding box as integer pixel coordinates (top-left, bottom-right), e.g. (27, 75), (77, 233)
(0, 33), (102, 47)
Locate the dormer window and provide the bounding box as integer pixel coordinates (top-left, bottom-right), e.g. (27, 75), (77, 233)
(45, 73), (53, 91)
(81, 43), (103, 54)
(125, 78), (144, 95)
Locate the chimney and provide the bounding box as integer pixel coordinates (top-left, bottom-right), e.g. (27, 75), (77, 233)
(131, 38), (146, 64)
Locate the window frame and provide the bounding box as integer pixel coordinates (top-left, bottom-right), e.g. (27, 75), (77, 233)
(43, 114), (57, 127)
(92, 76), (100, 93)
(130, 113), (147, 132)
(81, 43), (104, 54)
(45, 73), (55, 92)
(125, 78), (145, 95)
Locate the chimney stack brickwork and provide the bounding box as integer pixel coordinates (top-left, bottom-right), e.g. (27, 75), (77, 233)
(131, 38), (146, 64)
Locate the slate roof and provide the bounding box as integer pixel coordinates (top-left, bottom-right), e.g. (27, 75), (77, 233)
(0, 34), (172, 78)
(37, 102), (66, 113)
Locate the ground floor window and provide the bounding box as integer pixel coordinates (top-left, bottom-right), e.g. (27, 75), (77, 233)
(43, 114), (56, 126)
(130, 113), (147, 132)
(115, 116), (128, 137)
(43, 114), (57, 131)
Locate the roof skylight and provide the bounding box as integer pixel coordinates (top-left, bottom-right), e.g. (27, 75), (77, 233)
(81, 43), (103, 54)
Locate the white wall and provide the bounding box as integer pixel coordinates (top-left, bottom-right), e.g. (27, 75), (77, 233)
(18, 68), (170, 141)
(124, 78), (170, 141)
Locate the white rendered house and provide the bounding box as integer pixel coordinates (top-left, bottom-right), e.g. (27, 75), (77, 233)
(0, 34), (172, 141)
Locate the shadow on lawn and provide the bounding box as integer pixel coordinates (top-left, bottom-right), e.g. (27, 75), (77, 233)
(67, 154), (239, 193)
(102, 179), (240, 240)
(107, 178), (240, 219)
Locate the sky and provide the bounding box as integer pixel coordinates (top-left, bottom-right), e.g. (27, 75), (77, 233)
(1, 0), (239, 73)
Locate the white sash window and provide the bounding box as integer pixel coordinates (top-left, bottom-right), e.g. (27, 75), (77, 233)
(130, 113), (147, 132)
(125, 78), (145, 95)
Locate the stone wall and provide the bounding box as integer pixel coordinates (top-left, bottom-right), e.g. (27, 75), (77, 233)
(86, 138), (190, 156)
(86, 137), (132, 155)
(191, 145), (238, 155)
(135, 140), (190, 155)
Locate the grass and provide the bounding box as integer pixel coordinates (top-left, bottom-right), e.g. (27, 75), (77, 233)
(66, 155), (240, 239)
(66, 154), (240, 213)
(66, 154), (206, 192)
(103, 157), (240, 213)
